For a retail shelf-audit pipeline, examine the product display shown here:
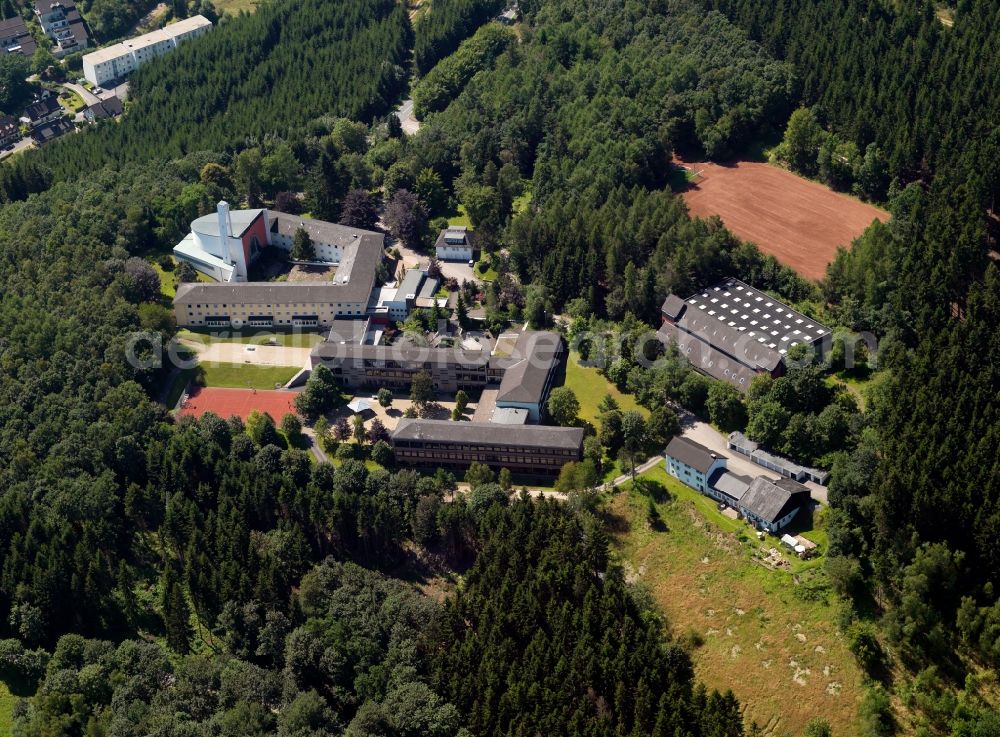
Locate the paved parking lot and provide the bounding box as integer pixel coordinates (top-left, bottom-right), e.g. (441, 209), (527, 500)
(681, 415), (828, 505)
(394, 242), (478, 284)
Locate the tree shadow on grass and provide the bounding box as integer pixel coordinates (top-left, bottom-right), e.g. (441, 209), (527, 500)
(633, 477), (672, 504)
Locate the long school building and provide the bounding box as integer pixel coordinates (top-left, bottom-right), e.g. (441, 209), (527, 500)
(172, 203), (386, 328)
(390, 419), (584, 475)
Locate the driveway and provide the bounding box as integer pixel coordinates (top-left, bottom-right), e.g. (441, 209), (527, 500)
(181, 340), (313, 368)
(0, 136), (34, 160)
(680, 414), (828, 505)
(395, 241), (478, 284)
(394, 98), (421, 135)
(63, 82), (99, 108)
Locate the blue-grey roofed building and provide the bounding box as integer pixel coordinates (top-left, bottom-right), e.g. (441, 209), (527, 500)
(664, 436), (727, 494)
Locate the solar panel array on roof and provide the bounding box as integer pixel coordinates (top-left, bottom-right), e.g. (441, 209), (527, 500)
(657, 278), (831, 392)
(685, 278), (826, 356)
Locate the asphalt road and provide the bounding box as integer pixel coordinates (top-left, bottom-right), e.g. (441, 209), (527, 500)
(0, 136), (34, 160)
(63, 82), (100, 108)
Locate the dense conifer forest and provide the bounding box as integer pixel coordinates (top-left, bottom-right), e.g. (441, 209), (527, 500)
(0, 0), (412, 201)
(0, 0), (999, 734)
(699, 0), (1000, 681)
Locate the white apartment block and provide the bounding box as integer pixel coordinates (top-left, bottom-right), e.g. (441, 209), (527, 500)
(82, 15), (212, 86)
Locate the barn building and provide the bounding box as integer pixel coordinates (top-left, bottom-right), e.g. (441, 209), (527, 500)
(657, 278), (831, 391)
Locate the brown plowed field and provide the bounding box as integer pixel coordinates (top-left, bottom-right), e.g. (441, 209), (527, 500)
(676, 158), (889, 281)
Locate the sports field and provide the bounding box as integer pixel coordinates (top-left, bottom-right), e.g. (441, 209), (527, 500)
(178, 387), (298, 421)
(676, 158), (889, 281)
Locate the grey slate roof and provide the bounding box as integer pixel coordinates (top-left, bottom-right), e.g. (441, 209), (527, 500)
(391, 418), (584, 450)
(665, 436), (724, 474)
(708, 468), (751, 502)
(29, 118), (72, 144)
(174, 233), (383, 306)
(739, 476), (810, 523)
(397, 269), (425, 298)
(417, 275), (440, 300)
(495, 331), (562, 405)
(0, 16), (36, 55)
(435, 227), (470, 249)
(658, 322), (758, 390)
(85, 96), (122, 120)
(270, 211), (380, 250)
(661, 293), (686, 320)
(23, 96), (60, 122)
(327, 318), (368, 344)
(662, 278), (830, 372)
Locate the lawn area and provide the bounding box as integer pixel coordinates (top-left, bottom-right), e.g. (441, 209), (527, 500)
(563, 352), (646, 426)
(446, 204), (472, 228)
(214, 0), (259, 14)
(152, 256), (213, 299)
(58, 89), (85, 113)
(199, 363), (301, 389)
(177, 328), (325, 348)
(609, 466), (863, 736)
(0, 682), (15, 736)
(512, 189), (532, 215)
(667, 164), (700, 191)
(473, 259), (498, 282)
(826, 368), (886, 411)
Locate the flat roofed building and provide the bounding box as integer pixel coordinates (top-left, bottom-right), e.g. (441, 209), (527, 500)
(82, 15), (211, 85)
(490, 406), (528, 424)
(390, 418), (583, 475)
(378, 269), (428, 320)
(658, 278), (831, 391)
(435, 225), (473, 261)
